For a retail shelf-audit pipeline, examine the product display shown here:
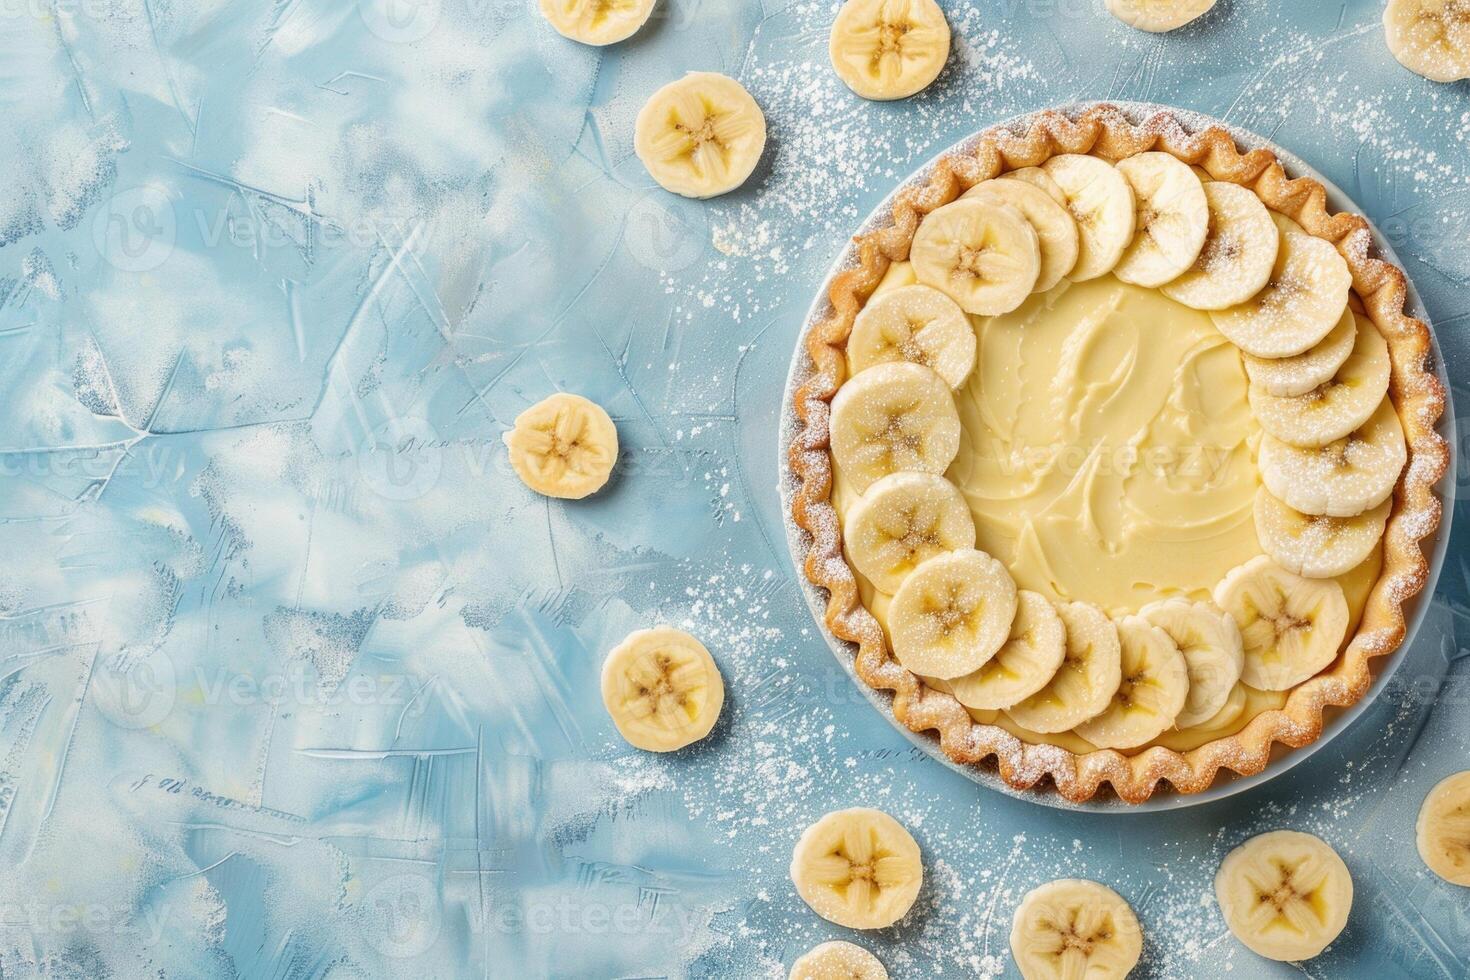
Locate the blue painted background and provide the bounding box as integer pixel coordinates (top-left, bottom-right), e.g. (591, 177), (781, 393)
(0, 0), (1466, 976)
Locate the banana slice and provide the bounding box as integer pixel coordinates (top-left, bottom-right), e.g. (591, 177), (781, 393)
(538, 0), (656, 45)
(1005, 601), (1123, 734)
(829, 361), (961, 494)
(504, 392), (619, 499)
(1073, 615), (1188, 750)
(962, 178), (1080, 291)
(1254, 487), (1390, 580)
(1001, 166), (1069, 206)
(1257, 397), (1407, 517)
(1137, 598), (1244, 729)
(845, 471), (976, 594)
(1215, 830), (1353, 962)
(1416, 770), (1470, 886)
(1112, 152), (1209, 287)
(1241, 306), (1356, 396)
(947, 591), (1067, 710)
(790, 808), (924, 930)
(888, 548), (1018, 678)
(1040, 154), (1136, 281)
(1213, 556), (1349, 691)
(848, 284), (977, 388)
(829, 0), (952, 101)
(1010, 879), (1143, 980)
(790, 941), (888, 980)
(600, 627), (724, 751)
(1249, 314), (1391, 448)
(634, 72), (767, 199)
(1384, 0), (1470, 82)
(1105, 0), (1217, 32)
(1211, 213), (1352, 358)
(1160, 180), (1279, 310)
(911, 199), (1041, 315)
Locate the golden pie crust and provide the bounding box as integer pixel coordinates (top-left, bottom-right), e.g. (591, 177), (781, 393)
(787, 104), (1449, 804)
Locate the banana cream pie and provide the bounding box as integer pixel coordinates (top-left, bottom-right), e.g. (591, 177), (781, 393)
(788, 105), (1448, 803)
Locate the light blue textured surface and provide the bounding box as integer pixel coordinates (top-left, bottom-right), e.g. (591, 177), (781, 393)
(0, 1), (1466, 977)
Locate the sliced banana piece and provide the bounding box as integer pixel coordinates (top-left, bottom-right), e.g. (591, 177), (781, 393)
(829, 0), (952, 101)
(1073, 615), (1188, 750)
(1249, 314), (1391, 448)
(845, 471), (976, 594)
(1215, 830), (1353, 962)
(911, 199), (1041, 315)
(600, 627), (724, 751)
(1254, 487), (1390, 580)
(539, 0), (656, 45)
(1105, 0), (1217, 32)
(1242, 305), (1356, 397)
(634, 72), (767, 199)
(1213, 556), (1349, 691)
(1010, 879), (1143, 980)
(789, 941), (889, 980)
(962, 178), (1080, 291)
(888, 548), (1018, 678)
(1001, 166), (1069, 206)
(1417, 770), (1470, 886)
(947, 591), (1066, 710)
(790, 808), (924, 930)
(1257, 397), (1407, 517)
(1384, 0), (1470, 82)
(1160, 180), (1279, 310)
(1040, 154), (1136, 281)
(1112, 152), (1209, 287)
(1211, 212), (1352, 358)
(830, 361), (961, 494)
(1005, 601), (1123, 734)
(504, 392), (619, 499)
(849, 284), (977, 387)
(1138, 598), (1244, 729)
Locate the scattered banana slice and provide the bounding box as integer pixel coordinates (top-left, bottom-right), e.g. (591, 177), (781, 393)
(962, 178), (1080, 291)
(1241, 306), (1356, 397)
(1001, 166), (1070, 206)
(1257, 397), (1407, 517)
(829, 361), (961, 494)
(539, 0), (656, 45)
(1384, 0), (1470, 82)
(789, 941), (889, 980)
(1210, 213), (1352, 358)
(1112, 152), (1210, 288)
(1105, 0), (1218, 32)
(1010, 878), (1143, 980)
(1197, 681), (1249, 731)
(1073, 615), (1188, 749)
(504, 392), (619, 499)
(829, 0), (952, 100)
(1160, 180), (1279, 310)
(848, 284), (977, 388)
(1005, 601), (1123, 734)
(947, 591), (1067, 710)
(1249, 315), (1392, 448)
(845, 471), (976, 594)
(1254, 487), (1390, 580)
(911, 199), (1041, 315)
(634, 72), (767, 199)
(600, 627), (724, 751)
(888, 548), (1018, 678)
(1215, 830), (1353, 962)
(1416, 770), (1470, 886)
(1138, 598), (1244, 729)
(1213, 556), (1349, 690)
(1040, 154), (1136, 281)
(790, 808), (924, 930)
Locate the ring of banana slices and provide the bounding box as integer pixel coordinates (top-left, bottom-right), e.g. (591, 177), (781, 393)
(787, 104), (1448, 804)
